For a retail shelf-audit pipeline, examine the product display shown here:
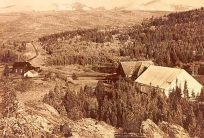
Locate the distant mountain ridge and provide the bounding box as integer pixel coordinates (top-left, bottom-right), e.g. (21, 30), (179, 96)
(0, 10), (167, 42)
(141, 0), (194, 11)
(0, 0), (203, 13)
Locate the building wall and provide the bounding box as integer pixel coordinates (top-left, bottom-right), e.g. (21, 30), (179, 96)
(13, 67), (26, 75)
(137, 84), (166, 97)
(166, 70), (202, 97)
(116, 64), (126, 77)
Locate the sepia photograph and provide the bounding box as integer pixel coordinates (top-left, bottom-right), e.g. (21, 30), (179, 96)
(0, 0), (204, 137)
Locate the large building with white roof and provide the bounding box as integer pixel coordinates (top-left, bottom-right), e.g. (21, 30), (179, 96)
(135, 65), (203, 97)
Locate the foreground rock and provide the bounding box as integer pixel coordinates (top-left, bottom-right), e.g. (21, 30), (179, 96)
(0, 102), (63, 137)
(69, 118), (116, 138)
(0, 101), (116, 138)
(141, 119), (190, 138)
(141, 119), (168, 138)
(159, 122), (190, 138)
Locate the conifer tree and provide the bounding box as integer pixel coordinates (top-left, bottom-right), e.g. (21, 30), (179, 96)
(3, 65), (10, 77)
(183, 81), (189, 99)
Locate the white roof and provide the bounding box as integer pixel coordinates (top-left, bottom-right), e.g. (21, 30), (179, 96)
(135, 65), (184, 90)
(25, 70), (38, 75)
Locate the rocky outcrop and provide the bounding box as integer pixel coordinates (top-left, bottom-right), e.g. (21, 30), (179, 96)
(0, 82), (17, 118)
(0, 101), (117, 138)
(159, 122), (190, 138)
(69, 118), (117, 138)
(141, 119), (168, 138)
(141, 119), (190, 138)
(0, 102), (63, 137)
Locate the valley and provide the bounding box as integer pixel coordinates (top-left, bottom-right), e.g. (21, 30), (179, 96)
(0, 6), (204, 138)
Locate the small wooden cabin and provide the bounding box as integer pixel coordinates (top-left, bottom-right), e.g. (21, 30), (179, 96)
(12, 62), (35, 75)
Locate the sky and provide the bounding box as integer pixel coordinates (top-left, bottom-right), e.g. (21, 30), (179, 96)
(0, 0), (204, 12)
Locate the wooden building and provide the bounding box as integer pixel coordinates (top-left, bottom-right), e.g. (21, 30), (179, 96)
(135, 65), (203, 98)
(12, 62), (35, 75)
(116, 61), (154, 80)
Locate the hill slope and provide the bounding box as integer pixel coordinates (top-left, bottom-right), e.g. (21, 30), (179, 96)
(38, 8), (204, 67)
(0, 10), (166, 42)
(118, 8), (204, 66)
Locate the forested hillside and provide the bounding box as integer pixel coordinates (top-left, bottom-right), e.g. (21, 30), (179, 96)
(119, 8), (204, 66)
(43, 78), (204, 137)
(0, 42), (26, 63)
(1, 8), (204, 138)
(39, 8), (204, 67)
(39, 29), (120, 66)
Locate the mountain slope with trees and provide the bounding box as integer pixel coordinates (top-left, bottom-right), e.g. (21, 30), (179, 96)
(39, 8), (204, 67)
(118, 8), (204, 66)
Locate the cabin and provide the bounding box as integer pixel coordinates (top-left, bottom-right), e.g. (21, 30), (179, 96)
(104, 73), (119, 83)
(24, 70), (39, 78)
(135, 65), (203, 98)
(12, 62), (35, 75)
(116, 61), (154, 80)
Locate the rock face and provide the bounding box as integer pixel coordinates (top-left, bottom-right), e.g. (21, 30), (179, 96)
(0, 101), (116, 138)
(0, 83), (17, 117)
(69, 118), (116, 138)
(0, 102), (63, 137)
(141, 119), (190, 138)
(159, 122), (190, 138)
(141, 119), (168, 138)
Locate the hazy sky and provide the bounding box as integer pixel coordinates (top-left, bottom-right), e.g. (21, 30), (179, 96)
(0, 0), (204, 12)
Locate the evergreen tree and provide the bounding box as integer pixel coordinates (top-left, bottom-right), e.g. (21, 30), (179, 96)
(183, 81), (189, 99)
(185, 107), (196, 133)
(3, 65), (10, 77)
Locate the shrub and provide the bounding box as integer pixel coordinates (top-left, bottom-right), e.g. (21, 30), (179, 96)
(72, 73), (78, 80)
(15, 79), (34, 92)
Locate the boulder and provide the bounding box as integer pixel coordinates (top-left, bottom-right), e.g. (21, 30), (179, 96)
(141, 119), (190, 138)
(0, 102), (63, 137)
(159, 121), (190, 138)
(70, 118), (117, 138)
(141, 119), (168, 138)
(0, 99), (117, 138)
(44, 103), (60, 117)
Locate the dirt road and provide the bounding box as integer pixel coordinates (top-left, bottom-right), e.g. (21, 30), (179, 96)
(27, 42), (39, 62)
(27, 41), (46, 67)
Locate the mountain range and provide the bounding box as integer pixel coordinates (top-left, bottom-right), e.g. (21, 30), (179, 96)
(0, 0), (203, 13)
(0, 10), (167, 42)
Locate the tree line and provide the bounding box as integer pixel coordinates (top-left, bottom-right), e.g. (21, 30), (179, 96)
(118, 8), (204, 66)
(38, 8), (204, 67)
(43, 78), (204, 137)
(0, 42), (27, 63)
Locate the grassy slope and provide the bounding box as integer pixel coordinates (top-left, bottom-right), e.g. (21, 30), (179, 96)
(0, 10), (167, 42)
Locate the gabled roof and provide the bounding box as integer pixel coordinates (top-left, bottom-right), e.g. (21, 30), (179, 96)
(120, 61), (140, 77)
(135, 65), (183, 90)
(120, 61), (153, 77)
(13, 62), (31, 68)
(25, 70), (38, 75)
